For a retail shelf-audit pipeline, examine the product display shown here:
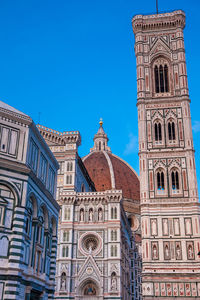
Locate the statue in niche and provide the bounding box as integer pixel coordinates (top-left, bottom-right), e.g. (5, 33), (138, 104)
(175, 244), (182, 260)
(164, 244), (170, 259)
(98, 208), (103, 221)
(89, 209), (93, 221)
(111, 272), (117, 291)
(80, 209), (84, 222)
(187, 244), (194, 259)
(152, 244), (158, 260)
(60, 272), (66, 291)
(151, 219), (157, 235)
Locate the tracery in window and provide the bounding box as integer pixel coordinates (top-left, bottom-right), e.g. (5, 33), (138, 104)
(111, 245), (117, 257)
(67, 162), (73, 172)
(154, 60), (169, 94)
(62, 245), (69, 257)
(64, 207), (70, 220)
(66, 175), (72, 184)
(168, 121), (176, 141)
(157, 170), (165, 190)
(63, 230), (70, 242)
(111, 230), (117, 241)
(171, 170), (179, 190)
(154, 121), (162, 141)
(111, 207), (117, 219)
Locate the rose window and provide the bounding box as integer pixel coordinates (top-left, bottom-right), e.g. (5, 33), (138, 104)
(83, 235), (98, 253)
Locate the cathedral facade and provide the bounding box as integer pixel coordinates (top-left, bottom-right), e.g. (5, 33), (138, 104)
(38, 123), (140, 299)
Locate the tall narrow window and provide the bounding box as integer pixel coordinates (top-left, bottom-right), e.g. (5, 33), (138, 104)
(172, 170), (179, 190)
(155, 122), (162, 142)
(172, 122), (175, 140)
(168, 121), (176, 141)
(154, 63), (169, 93)
(158, 123), (162, 141)
(62, 246), (69, 257)
(111, 207), (117, 219)
(164, 64), (169, 92)
(64, 207), (70, 220)
(63, 231), (69, 242)
(157, 171), (165, 190)
(159, 65), (164, 92)
(155, 66), (159, 93)
(155, 123), (158, 141)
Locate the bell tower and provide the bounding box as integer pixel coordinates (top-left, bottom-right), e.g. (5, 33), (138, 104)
(132, 10), (200, 298)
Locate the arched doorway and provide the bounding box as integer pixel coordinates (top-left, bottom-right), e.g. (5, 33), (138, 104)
(81, 280), (99, 300)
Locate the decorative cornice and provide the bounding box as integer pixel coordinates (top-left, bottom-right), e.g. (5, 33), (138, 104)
(0, 107), (32, 125)
(37, 124), (81, 146)
(59, 189), (123, 204)
(132, 10), (185, 34)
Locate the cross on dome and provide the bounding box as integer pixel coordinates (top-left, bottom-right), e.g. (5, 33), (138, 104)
(90, 119), (111, 153)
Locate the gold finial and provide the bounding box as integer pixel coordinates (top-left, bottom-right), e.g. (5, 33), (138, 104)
(99, 118), (103, 126)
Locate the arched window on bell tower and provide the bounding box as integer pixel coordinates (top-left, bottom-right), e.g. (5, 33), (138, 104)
(154, 59), (169, 94)
(168, 121), (176, 141)
(171, 170), (179, 190)
(154, 122), (162, 142)
(157, 171), (165, 190)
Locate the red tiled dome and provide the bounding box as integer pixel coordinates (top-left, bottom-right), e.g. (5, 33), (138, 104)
(83, 151), (140, 202)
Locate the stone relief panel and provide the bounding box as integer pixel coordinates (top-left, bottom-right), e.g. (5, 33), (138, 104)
(162, 218), (169, 236)
(173, 218), (180, 235)
(185, 218), (192, 235)
(150, 218), (157, 236)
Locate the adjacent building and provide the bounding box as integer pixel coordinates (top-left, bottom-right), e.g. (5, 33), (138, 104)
(0, 101), (60, 300)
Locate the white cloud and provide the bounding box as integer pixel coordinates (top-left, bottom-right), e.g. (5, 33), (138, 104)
(124, 133), (138, 155)
(192, 121), (200, 133)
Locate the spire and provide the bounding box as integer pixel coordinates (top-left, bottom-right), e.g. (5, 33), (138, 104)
(90, 119), (111, 153)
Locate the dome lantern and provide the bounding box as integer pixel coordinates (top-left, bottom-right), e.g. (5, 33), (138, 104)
(90, 119), (111, 153)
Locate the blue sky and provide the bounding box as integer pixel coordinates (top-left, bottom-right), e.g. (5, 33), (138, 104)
(1, 0), (200, 189)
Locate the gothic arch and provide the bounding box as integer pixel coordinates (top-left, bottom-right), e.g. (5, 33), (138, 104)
(151, 55), (172, 95)
(153, 118), (163, 143)
(78, 278), (100, 297)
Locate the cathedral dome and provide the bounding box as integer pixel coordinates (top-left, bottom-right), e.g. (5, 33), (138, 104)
(82, 120), (140, 207)
(83, 151), (140, 203)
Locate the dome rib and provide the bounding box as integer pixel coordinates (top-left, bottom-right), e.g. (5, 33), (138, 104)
(103, 151), (116, 189)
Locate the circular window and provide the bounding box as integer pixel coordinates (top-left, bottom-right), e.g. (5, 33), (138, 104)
(83, 235), (98, 253)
